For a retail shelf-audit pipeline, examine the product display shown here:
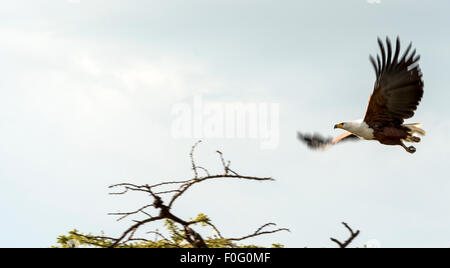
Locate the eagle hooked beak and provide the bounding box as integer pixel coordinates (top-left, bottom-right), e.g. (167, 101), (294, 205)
(334, 123), (343, 129)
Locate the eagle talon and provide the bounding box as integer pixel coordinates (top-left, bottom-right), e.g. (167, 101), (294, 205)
(407, 146), (416, 154)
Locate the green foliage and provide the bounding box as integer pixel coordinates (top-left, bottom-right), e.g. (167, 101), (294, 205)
(55, 214), (283, 248)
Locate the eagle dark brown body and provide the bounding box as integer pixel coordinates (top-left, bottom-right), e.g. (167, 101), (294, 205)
(374, 125), (417, 146)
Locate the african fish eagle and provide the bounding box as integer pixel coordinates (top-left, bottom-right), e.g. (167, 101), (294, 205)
(298, 37), (425, 153)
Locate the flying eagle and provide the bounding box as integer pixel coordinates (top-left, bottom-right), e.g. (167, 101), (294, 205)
(298, 37), (425, 153)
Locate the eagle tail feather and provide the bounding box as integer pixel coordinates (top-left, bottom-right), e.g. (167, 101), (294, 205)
(403, 123), (426, 137)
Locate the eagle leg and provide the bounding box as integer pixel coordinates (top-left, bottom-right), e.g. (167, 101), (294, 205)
(400, 142), (416, 154)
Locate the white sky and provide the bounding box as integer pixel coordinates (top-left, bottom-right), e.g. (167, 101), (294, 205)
(1, 0), (450, 248)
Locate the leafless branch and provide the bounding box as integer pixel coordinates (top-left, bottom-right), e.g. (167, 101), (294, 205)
(108, 204), (154, 221)
(203, 221), (224, 239)
(330, 222), (360, 248)
(109, 216), (165, 248)
(167, 174), (273, 208)
(229, 223), (290, 242)
(147, 230), (170, 242)
(97, 141), (285, 248)
(217, 150), (239, 176)
(190, 140), (202, 178)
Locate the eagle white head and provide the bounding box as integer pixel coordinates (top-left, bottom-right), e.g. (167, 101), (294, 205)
(334, 120), (374, 140)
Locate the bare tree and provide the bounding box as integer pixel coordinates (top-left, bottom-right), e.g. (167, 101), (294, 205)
(67, 140), (289, 248)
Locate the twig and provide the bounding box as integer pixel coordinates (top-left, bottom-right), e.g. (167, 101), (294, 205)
(330, 222), (360, 248)
(108, 204), (154, 221)
(167, 174), (273, 208)
(190, 140), (202, 178)
(229, 223), (290, 241)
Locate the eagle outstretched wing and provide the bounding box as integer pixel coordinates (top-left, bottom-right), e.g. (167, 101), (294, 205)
(297, 131), (359, 150)
(364, 37), (424, 127)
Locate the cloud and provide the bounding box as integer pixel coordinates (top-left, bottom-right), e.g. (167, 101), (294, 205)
(0, 26), (231, 246)
(0, 27), (221, 152)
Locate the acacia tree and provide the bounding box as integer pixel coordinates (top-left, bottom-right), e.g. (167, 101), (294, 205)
(56, 141), (360, 248)
(56, 141), (290, 248)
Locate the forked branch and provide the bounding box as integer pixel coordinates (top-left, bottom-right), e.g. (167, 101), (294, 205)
(330, 222), (360, 248)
